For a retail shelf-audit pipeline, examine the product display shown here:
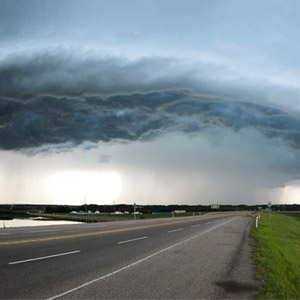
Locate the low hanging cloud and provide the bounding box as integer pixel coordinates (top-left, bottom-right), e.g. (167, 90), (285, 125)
(0, 50), (300, 152)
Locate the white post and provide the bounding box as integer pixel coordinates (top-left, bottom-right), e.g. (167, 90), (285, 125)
(256, 216), (258, 228)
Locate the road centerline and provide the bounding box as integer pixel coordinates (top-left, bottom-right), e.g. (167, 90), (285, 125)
(9, 250), (80, 265)
(118, 236), (148, 244)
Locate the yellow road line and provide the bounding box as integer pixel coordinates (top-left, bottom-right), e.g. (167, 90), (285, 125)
(0, 215), (224, 246)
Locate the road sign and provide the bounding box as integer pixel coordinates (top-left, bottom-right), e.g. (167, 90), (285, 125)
(211, 204), (219, 209)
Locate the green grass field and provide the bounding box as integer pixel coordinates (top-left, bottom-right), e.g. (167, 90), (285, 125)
(251, 212), (300, 299)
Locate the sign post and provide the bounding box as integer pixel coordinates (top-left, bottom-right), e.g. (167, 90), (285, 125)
(268, 201), (272, 211)
(268, 201), (272, 221)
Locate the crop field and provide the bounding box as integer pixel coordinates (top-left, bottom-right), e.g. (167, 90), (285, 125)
(251, 212), (300, 299)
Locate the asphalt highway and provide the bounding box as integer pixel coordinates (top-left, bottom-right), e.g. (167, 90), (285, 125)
(0, 213), (259, 299)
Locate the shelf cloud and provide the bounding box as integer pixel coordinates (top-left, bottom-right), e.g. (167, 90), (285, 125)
(1, 50), (300, 153)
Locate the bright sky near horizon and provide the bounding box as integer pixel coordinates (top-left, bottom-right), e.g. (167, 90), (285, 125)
(1, 0), (300, 206)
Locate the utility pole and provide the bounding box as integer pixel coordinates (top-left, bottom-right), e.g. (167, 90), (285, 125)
(134, 203), (136, 220)
(84, 197), (87, 223)
(84, 197), (87, 213)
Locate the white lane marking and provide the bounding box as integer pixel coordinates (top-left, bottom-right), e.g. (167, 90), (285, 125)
(47, 217), (237, 300)
(29, 229), (63, 233)
(118, 236), (148, 244)
(168, 228), (183, 233)
(9, 250), (80, 265)
(0, 233), (10, 235)
(205, 222), (212, 224)
(191, 224), (201, 228)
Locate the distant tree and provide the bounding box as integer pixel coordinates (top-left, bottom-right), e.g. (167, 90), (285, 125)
(56, 206), (71, 213)
(45, 206), (54, 213)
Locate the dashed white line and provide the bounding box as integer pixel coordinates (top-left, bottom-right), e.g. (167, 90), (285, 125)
(191, 224), (201, 228)
(168, 228), (183, 233)
(9, 250), (80, 265)
(118, 236), (148, 244)
(0, 233), (10, 235)
(47, 217), (236, 300)
(205, 222), (212, 224)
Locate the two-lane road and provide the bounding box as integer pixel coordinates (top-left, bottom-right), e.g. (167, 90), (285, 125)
(0, 213), (259, 299)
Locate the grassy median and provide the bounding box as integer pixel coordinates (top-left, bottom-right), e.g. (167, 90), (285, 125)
(251, 212), (300, 299)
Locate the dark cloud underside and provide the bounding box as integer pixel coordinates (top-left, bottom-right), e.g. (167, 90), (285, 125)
(1, 90), (300, 151)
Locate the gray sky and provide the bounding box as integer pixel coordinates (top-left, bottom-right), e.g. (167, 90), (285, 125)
(1, 0), (300, 205)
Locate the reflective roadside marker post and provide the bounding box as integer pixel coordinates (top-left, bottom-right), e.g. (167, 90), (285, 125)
(256, 216), (258, 228)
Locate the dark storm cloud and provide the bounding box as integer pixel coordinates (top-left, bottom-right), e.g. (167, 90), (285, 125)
(1, 90), (300, 151)
(0, 50), (300, 151)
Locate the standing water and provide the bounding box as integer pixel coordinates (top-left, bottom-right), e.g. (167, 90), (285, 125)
(1, 218), (82, 228)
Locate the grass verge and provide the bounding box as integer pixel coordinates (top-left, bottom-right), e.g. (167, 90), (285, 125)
(251, 212), (300, 299)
